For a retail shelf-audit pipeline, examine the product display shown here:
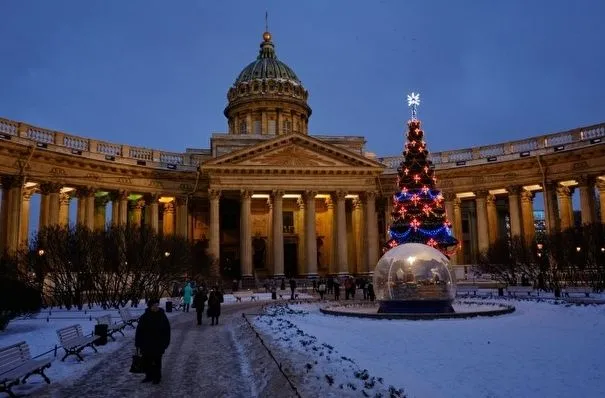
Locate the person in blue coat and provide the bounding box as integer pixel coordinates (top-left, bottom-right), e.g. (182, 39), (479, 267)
(182, 282), (192, 312)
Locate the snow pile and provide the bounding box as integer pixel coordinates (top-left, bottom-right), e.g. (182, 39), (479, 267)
(254, 304), (407, 397)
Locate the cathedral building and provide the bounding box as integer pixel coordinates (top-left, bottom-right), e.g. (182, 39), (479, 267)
(1, 29), (604, 279)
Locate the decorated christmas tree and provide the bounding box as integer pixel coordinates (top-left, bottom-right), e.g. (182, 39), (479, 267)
(385, 93), (459, 256)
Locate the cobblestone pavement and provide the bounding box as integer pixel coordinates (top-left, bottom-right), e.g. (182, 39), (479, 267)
(33, 301), (297, 398)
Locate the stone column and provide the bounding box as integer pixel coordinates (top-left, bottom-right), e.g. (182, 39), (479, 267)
(383, 194), (394, 241)
(117, 191), (129, 226)
(485, 194), (499, 245)
(208, 190), (221, 276)
(272, 190), (285, 277)
(128, 200), (143, 227)
(240, 190), (253, 277)
(451, 197), (463, 264)
(352, 198), (365, 274)
(543, 182), (560, 233)
(507, 185), (523, 237)
(163, 201), (175, 235)
(76, 188), (89, 226)
(39, 183), (51, 229)
(296, 198), (305, 275)
(94, 196), (108, 230)
(145, 194), (160, 233)
(577, 175), (596, 225)
(556, 186), (574, 231)
(303, 190), (318, 276)
(266, 198), (273, 272)
(334, 191), (348, 275)
(323, 196), (333, 273)
(261, 111), (268, 135)
(85, 190), (95, 230)
(3, 176), (24, 253)
(521, 190), (535, 243)
(175, 196), (188, 238)
(59, 192), (71, 227)
(597, 180), (605, 224)
(20, 189), (34, 247)
(0, 183), (8, 253)
(364, 191), (379, 274)
(246, 114), (253, 134)
(475, 190), (490, 254)
(443, 192), (457, 249)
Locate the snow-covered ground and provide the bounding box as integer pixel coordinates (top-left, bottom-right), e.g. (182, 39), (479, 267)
(0, 293), (308, 396)
(253, 298), (605, 398)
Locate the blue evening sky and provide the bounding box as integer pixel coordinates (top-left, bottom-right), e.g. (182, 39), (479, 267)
(1, 0), (603, 157)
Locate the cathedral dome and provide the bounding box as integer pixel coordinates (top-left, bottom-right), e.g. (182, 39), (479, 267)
(233, 32), (302, 86)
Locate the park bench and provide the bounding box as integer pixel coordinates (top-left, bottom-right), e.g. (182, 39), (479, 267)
(95, 314), (126, 341)
(506, 286), (534, 297)
(563, 286), (592, 298)
(0, 341), (52, 398)
(119, 308), (139, 329)
(456, 286), (478, 297)
(233, 291), (257, 302)
(56, 324), (98, 362)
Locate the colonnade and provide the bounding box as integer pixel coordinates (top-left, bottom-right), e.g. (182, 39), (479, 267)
(0, 176), (188, 254)
(206, 189), (380, 278)
(440, 177), (605, 264)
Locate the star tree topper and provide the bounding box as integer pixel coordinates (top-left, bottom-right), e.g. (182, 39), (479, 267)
(407, 92), (420, 120)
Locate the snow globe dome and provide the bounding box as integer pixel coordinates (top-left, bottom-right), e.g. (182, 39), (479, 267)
(373, 243), (456, 313)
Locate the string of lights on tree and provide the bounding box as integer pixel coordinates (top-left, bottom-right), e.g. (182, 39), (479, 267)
(384, 92), (459, 256)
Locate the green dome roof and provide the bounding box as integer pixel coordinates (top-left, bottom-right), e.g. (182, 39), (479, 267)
(233, 32), (302, 86)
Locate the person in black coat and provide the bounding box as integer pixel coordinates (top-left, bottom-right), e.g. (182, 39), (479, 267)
(135, 298), (171, 384)
(207, 290), (221, 325)
(193, 288), (208, 326)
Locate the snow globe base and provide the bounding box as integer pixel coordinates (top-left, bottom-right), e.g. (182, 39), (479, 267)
(378, 299), (454, 314)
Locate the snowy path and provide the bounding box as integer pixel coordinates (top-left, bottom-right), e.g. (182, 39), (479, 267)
(33, 302), (297, 398)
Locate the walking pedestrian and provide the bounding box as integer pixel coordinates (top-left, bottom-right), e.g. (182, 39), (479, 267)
(183, 282), (192, 312)
(289, 278), (297, 300)
(135, 298), (171, 385)
(193, 288), (208, 326)
(318, 280), (326, 300)
(207, 290), (221, 325)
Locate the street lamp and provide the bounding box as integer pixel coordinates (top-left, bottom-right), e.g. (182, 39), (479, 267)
(576, 246), (581, 252)
(164, 251), (171, 257)
(38, 249), (45, 256)
(536, 243), (543, 251)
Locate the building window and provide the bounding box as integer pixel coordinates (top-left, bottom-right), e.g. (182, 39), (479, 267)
(253, 120), (261, 134)
(283, 120), (291, 134)
(239, 121), (247, 134)
(268, 120), (276, 134)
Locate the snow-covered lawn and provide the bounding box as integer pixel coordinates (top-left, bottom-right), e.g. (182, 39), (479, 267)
(253, 299), (605, 398)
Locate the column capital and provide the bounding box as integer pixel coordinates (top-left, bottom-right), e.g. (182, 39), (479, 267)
(332, 190), (347, 202)
(442, 191), (457, 202)
(271, 189), (285, 199)
(506, 185), (522, 195)
(363, 191), (377, 202)
(39, 182), (62, 194)
(22, 188), (35, 201)
(60, 192), (72, 205)
(163, 201), (175, 214)
(353, 197), (363, 210)
(128, 199), (145, 210)
(208, 189), (221, 200)
(302, 190), (318, 201)
(76, 186), (95, 198)
(240, 189), (253, 200)
(175, 196), (188, 206)
(1, 175), (24, 189)
(556, 185), (572, 197)
(454, 197), (461, 207)
(486, 194), (496, 205)
(596, 179), (605, 191)
(324, 196), (333, 208)
(521, 190), (534, 203)
(94, 195), (110, 207)
(475, 189), (489, 199)
(576, 174), (596, 187)
(296, 197), (305, 209)
(144, 193), (160, 204)
(109, 190), (128, 201)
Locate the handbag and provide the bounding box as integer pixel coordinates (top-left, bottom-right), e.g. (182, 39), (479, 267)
(130, 351), (145, 374)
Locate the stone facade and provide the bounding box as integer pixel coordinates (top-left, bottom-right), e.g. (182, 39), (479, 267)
(1, 30), (605, 278)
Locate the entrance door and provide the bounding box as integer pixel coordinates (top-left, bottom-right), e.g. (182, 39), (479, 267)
(284, 242), (298, 277)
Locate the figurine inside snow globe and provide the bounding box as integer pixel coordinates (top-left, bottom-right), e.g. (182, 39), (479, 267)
(373, 243), (456, 313)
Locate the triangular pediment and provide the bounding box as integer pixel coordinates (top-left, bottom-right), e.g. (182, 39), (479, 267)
(202, 133), (385, 171)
